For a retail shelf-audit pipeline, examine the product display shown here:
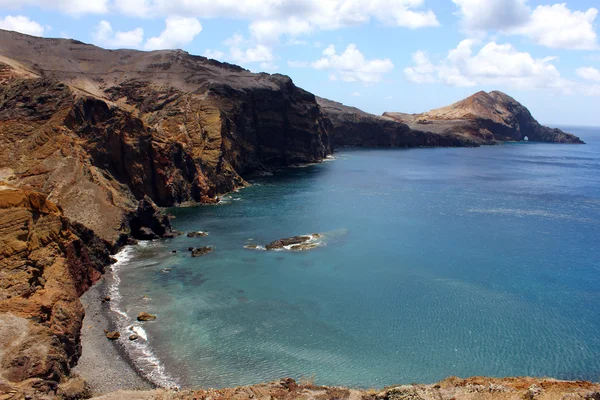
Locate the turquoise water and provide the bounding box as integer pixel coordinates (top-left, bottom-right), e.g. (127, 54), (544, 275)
(113, 127), (600, 388)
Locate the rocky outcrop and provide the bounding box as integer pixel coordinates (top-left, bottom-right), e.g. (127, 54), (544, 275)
(0, 186), (111, 398)
(190, 246), (213, 257)
(384, 91), (584, 144)
(87, 377), (600, 400)
(317, 97), (479, 148)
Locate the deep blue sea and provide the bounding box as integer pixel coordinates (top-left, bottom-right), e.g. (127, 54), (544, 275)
(110, 127), (600, 389)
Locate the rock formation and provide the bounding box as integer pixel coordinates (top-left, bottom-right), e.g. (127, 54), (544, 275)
(384, 91), (583, 144)
(0, 29), (331, 245)
(0, 186), (110, 398)
(317, 97), (480, 148)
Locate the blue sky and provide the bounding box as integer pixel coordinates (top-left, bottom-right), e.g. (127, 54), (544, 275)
(1, 0), (599, 126)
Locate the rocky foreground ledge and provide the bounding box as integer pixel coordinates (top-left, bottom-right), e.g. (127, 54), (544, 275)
(90, 377), (600, 400)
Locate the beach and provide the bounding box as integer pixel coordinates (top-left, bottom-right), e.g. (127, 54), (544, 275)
(73, 277), (153, 396)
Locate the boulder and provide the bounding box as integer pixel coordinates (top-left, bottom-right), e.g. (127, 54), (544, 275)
(191, 246), (213, 257)
(105, 331), (120, 340)
(129, 334), (139, 341)
(187, 231), (209, 237)
(137, 312), (157, 321)
(266, 236), (312, 250)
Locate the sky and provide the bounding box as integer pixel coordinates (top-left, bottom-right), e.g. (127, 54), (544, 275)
(0, 0), (599, 126)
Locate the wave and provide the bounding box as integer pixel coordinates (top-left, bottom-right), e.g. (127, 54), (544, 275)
(107, 246), (180, 389)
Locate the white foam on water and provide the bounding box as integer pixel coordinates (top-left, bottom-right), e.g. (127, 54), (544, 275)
(107, 246), (180, 389)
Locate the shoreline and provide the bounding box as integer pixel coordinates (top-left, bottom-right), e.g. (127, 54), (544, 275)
(73, 276), (155, 396)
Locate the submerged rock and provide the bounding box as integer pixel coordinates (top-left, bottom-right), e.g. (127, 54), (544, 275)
(187, 231), (209, 237)
(191, 246), (213, 257)
(105, 331), (120, 340)
(137, 312), (157, 321)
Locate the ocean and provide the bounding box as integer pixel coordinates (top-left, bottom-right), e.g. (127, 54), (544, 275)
(109, 126), (600, 389)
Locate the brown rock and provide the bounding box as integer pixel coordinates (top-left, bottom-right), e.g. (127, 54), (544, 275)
(57, 377), (90, 400)
(187, 231), (209, 237)
(191, 246), (213, 257)
(137, 312), (157, 321)
(105, 331), (120, 340)
(129, 334), (139, 341)
(266, 236), (312, 250)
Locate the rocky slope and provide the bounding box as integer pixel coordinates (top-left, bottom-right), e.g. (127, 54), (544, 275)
(317, 97), (479, 148)
(0, 29), (331, 244)
(384, 91), (583, 144)
(0, 185), (111, 399)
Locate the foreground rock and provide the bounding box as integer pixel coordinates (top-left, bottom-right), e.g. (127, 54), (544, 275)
(384, 91), (584, 145)
(87, 377), (600, 400)
(0, 186), (111, 398)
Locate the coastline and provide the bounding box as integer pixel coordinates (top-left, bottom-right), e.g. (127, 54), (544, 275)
(73, 276), (156, 396)
(73, 276), (154, 396)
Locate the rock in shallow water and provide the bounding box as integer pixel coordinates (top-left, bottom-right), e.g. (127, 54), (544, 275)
(191, 246), (213, 257)
(137, 312), (157, 321)
(266, 236), (313, 250)
(187, 231), (209, 237)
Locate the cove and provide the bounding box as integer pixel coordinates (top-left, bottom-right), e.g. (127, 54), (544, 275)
(113, 127), (600, 389)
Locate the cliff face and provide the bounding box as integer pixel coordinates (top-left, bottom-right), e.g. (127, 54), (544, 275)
(0, 186), (110, 398)
(317, 97), (478, 148)
(0, 30), (331, 243)
(384, 91), (584, 144)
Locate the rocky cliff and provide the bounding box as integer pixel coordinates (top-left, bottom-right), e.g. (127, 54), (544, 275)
(0, 186), (111, 398)
(317, 97), (479, 148)
(384, 91), (583, 144)
(0, 29), (331, 244)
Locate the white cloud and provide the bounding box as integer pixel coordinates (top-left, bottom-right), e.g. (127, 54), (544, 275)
(203, 49), (225, 60)
(0, 15), (45, 36)
(144, 17), (202, 50)
(92, 20), (144, 49)
(511, 4), (598, 50)
(577, 67), (600, 83)
(452, 0), (599, 50)
(405, 39), (572, 92)
(111, 0), (439, 44)
(311, 44), (395, 83)
(223, 34), (275, 65)
(0, 0), (108, 14)
(453, 0), (530, 31)
(351, 92), (361, 97)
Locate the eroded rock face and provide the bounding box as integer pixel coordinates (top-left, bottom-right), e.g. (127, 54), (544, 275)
(384, 91), (584, 144)
(0, 187), (110, 397)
